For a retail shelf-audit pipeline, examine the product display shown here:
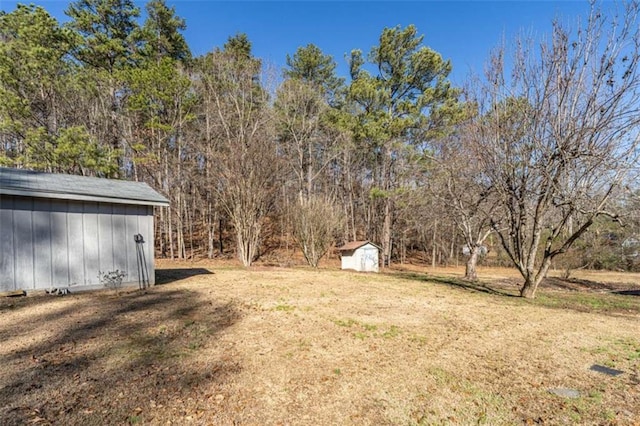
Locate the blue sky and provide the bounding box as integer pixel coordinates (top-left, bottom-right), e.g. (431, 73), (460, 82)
(1, 1), (597, 84)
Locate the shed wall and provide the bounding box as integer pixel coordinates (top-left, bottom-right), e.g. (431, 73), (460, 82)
(340, 244), (379, 272)
(0, 195), (155, 292)
(341, 249), (358, 270)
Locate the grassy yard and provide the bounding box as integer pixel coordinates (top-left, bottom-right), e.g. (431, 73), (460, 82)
(0, 261), (638, 425)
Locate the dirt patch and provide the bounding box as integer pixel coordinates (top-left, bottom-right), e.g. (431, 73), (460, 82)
(1, 262), (639, 425)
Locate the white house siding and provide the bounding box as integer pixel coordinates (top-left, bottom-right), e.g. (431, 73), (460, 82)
(0, 195), (155, 292)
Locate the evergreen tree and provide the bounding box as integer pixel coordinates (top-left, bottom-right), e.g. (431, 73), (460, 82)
(0, 4), (119, 176)
(284, 43), (344, 104)
(65, 0), (142, 172)
(65, 0), (141, 72)
(224, 33), (252, 60)
(138, 0), (190, 64)
(347, 25), (462, 266)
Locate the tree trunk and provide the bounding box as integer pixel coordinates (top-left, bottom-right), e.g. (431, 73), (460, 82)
(236, 222), (260, 267)
(449, 238), (455, 265)
(218, 217), (224, 255)
(189, 199), (194, 260)
(520, 256), (553, 298)
(465, 246), (480, 281)
(168, 207), (175, 259)
(431, 221), (437, 269)
(207, 206), (215, 259)
(207, 224), (215, 259)
(382, 200), (391, 268)
(176, 195), (184, 259)
(520, 276), (537, 298)
(159, 206), (166, 257)
(349, 190), (357, 242)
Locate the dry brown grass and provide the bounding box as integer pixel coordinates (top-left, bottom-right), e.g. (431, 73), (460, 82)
(1, 261), (639, 425)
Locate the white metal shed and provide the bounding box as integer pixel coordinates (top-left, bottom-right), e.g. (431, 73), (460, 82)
(337, 241), (380, 272)
(0, 167), (169, 293)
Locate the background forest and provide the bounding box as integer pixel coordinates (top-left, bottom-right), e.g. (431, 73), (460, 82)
(2, 0), (640, 298)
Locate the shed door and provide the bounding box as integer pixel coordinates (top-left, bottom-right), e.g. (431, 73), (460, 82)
(361, 248), (378, 272)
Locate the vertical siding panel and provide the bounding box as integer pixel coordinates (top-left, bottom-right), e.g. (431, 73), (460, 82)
(13, 197), (34, 289)
(138, 205), (148, 286)
(112, 204), (127, 274)
(98, 203), (114, 275)
(125, 205), (139, 285)
(67, 201), (84, 286)
(138, 207), (145, 286)
(138, 206), (149, 286)
(0, 196), (15, 291)
(147, 206), (155, 285)
(32, 198), (52, 290)
(83, 202), (99, 286)
(51, 200), (69, 287)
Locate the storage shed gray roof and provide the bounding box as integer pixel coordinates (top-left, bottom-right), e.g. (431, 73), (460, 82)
(0, 167), (169, 206)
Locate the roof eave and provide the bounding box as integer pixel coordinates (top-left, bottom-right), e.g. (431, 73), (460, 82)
(337, 241), (381, 251)
(0, 188), (170, 207)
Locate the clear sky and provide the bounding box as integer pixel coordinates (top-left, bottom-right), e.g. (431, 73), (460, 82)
(0, 0), (598, 84)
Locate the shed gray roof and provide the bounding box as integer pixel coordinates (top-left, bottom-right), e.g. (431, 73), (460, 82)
(0, 167), (169, 206)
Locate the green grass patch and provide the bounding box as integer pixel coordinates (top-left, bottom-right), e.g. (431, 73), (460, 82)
(534, 291), (640, 314)
(298, 339), (311, 349)
(615, 337), (640, 361)
(382, 325), (401, 339)
(587, 337), (640, 368)
(413, 368), (510, 424)
(333, 318), (358, 327)
(128, 415), (142, 424)
(408, 334), (428, 346)
(563, 389), (613, 424)
(363, 323), (378, 331)
(274, 303), (295, 312)
(333, 318), (397, 340)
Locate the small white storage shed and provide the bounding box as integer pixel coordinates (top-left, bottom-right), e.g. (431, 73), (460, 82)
(0, 167), (169, 293)
(337, 241), (380, 272)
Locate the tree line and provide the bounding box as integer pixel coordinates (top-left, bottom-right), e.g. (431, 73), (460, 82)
(2, 0), (640, 298)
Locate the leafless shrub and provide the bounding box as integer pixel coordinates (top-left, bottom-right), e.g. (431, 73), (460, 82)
(291, 196), (344, 267)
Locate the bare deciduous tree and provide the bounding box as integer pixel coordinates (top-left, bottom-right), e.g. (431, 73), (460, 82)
(199, 35), (279, 266)
(275, 79), (341, 201)
(431, 120), (496, 281)
(291, 196), (344, 267)
(473, 2), (640, 297)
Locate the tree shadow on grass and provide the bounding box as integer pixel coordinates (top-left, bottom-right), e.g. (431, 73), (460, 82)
(612, 289), (640, 296)
(390, 271), (520, 297)
(542, 277), (640, 299)
(155, 268), (214, 285)
(0, 287), (243, 425)
(0, 292), (75, 314)
(542, 276), (623, 292)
